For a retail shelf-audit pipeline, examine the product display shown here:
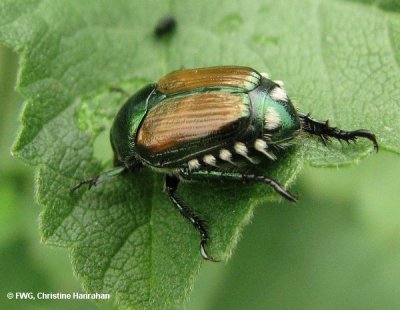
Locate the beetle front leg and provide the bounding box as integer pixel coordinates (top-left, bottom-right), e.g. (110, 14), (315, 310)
(179, 170), (297, 202)
(299, 112), (378, 151)
(70, 166), (127, 193)
(165, 174), (217, 262)
(109, 86), (130, 96)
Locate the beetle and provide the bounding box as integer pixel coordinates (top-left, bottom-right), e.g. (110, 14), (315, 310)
(71, 66), (378, 261)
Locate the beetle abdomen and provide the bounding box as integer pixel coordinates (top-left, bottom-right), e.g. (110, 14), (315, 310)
(136, 91), (251, 155)
(157, 66), (260, 94)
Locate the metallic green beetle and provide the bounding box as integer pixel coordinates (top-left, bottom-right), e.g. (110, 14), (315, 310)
(72, 66), (378, 261)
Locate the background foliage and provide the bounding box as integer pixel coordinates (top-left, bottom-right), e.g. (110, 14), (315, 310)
(0, 0), (399, 309)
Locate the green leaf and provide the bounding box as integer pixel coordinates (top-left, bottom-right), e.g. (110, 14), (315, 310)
(1, 0), (399, 308)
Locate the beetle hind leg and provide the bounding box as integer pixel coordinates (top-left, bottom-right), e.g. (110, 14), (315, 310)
(165, 174), (218, 262)
(299, 113), (378, 151)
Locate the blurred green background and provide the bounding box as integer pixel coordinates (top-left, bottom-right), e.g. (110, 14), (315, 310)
(1, 43), (399, 309)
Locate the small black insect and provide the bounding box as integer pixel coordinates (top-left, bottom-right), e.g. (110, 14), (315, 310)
(154, 15), (177, 37)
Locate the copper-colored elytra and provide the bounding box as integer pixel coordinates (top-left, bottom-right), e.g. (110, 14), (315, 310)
(137, 92), (250, 153)
(157, 66), (260, 94)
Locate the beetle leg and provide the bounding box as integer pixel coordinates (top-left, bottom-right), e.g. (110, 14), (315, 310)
(179, 170), (297, 202)
(299, 113), (378, 151)
(109, 86), (130, 96)
(70, 166), (126, 193)
(165, 174), (218, 262)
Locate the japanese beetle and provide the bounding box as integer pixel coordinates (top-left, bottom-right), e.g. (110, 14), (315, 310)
(72, 66), (378, 261)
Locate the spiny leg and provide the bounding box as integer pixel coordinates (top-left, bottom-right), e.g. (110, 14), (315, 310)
(165, 174), (217, 261)
(179, 169), (297, 202)
(70, 166), (126, 193)
(299, 112), (378, 151)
